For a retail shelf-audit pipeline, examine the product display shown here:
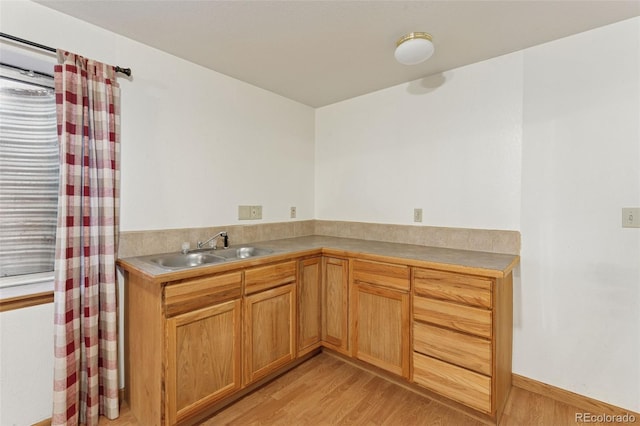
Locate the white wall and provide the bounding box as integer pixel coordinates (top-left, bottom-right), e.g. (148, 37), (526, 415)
(316, 53), (523, 229)
(0, 303), (54, 424)
(317, 17), (640, 412)
(518, 18), (640, 410)
(119, 48), (315, 230)
(1, 0), (639, 422)
(1, 0), (316, 232)
(0, 1), (314, 424)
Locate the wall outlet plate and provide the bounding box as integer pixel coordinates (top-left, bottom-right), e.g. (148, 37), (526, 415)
(290, 206), (297, 218)
(622, 207), (640, 228)
(250, 205), (262, 220)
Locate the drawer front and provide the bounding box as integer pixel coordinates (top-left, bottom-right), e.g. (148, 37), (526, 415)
(353, 259), (410, 291)
(413, 352), (491, 413)
(414, 296), (492, 338)
(414, 268), (492, 309)
(245, 261), (297, 295)
(164, 272), (242, 317)
(414, 321), (491, 376)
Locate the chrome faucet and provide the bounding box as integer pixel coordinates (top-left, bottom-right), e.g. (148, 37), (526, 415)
(197, 231), (229, 250)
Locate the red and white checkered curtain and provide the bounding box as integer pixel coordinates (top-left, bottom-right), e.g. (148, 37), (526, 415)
(52, 50), (120, 425)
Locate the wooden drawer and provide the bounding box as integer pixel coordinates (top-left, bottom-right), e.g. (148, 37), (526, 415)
(414, 321), (491, 376)
(245, 261), (297, 295)
(414, 268), (492, 309)
(414, 296), (492, 338)
(413, 352), (491, 413)
(164, 272), (242, 317)
(353, 259), (410, 291)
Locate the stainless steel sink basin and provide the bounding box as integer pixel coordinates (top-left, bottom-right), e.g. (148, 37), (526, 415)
(215, 246), (274, 259)
(144, 246), (273, 270)
(149, 252), (227, 269)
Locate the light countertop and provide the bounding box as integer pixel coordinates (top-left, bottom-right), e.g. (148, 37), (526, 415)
(118, 236), (519, 283)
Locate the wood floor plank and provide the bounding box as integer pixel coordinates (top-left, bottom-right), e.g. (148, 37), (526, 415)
(366, 379), (415, 424)
(299, 368), (375, 424)
(338, 376), (396, 425)
(380, 394), (434, 426)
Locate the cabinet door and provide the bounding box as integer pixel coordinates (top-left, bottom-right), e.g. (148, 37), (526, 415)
(352, 282), (410, 378)
(166, 299), (242, 425)
(244, 283), (296, 384)
(298, 257), (322, 355)
(322, 257), (349, 354)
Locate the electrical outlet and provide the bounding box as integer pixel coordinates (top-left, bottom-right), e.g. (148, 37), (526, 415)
(622, 207), (640, 228)
(250, 205), (262, 220)
(414, 208), (423, 223)
(290, 206), (297, 218)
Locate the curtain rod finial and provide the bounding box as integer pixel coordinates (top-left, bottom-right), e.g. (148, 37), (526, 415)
(115, 66), (131, 77)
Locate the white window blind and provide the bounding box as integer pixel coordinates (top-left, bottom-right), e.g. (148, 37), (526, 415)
(0, 76), (58, 278)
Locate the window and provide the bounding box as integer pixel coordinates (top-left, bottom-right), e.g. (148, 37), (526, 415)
(0, 63), (58, 280)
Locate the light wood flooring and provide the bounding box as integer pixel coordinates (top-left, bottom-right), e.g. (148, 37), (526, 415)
(99, 353), (631, 426)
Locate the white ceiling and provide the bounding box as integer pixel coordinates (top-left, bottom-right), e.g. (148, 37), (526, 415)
(35, 0), (640, 107)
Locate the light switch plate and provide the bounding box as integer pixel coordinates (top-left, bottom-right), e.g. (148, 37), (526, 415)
(414, 208), (423, 223)
(622, 208), (640, 228)
(238, 205), (252, 220)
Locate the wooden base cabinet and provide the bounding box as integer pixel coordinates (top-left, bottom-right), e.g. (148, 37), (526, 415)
(122, 249), (515, 425)
(322, 257), (349, 354)
(298, 257), (322, 356)
(244, 283), (296, 385)
(351, 260), (410, 378)
(411, 267), (513, 422)
(166, 299), (242, 424)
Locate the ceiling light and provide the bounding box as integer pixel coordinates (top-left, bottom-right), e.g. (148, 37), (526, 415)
(394, 32), (434, 65)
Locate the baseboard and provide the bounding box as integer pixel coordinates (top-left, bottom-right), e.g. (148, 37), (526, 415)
(512, 373), (639, 418)
(30, 388), (127, 426)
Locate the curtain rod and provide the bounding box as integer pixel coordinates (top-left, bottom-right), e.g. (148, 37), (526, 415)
(0, 32), (132, 77)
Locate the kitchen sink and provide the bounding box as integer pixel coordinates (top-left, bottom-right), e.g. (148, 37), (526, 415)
(145, 246), (274, 270)
(215, 246), (274, 259)
(148, 252), (227, 269)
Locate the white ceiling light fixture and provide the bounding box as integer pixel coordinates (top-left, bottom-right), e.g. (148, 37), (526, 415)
(394, 32), (434, 65)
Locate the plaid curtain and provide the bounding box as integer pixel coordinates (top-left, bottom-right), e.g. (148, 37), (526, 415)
(52, 50), (120, 425)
